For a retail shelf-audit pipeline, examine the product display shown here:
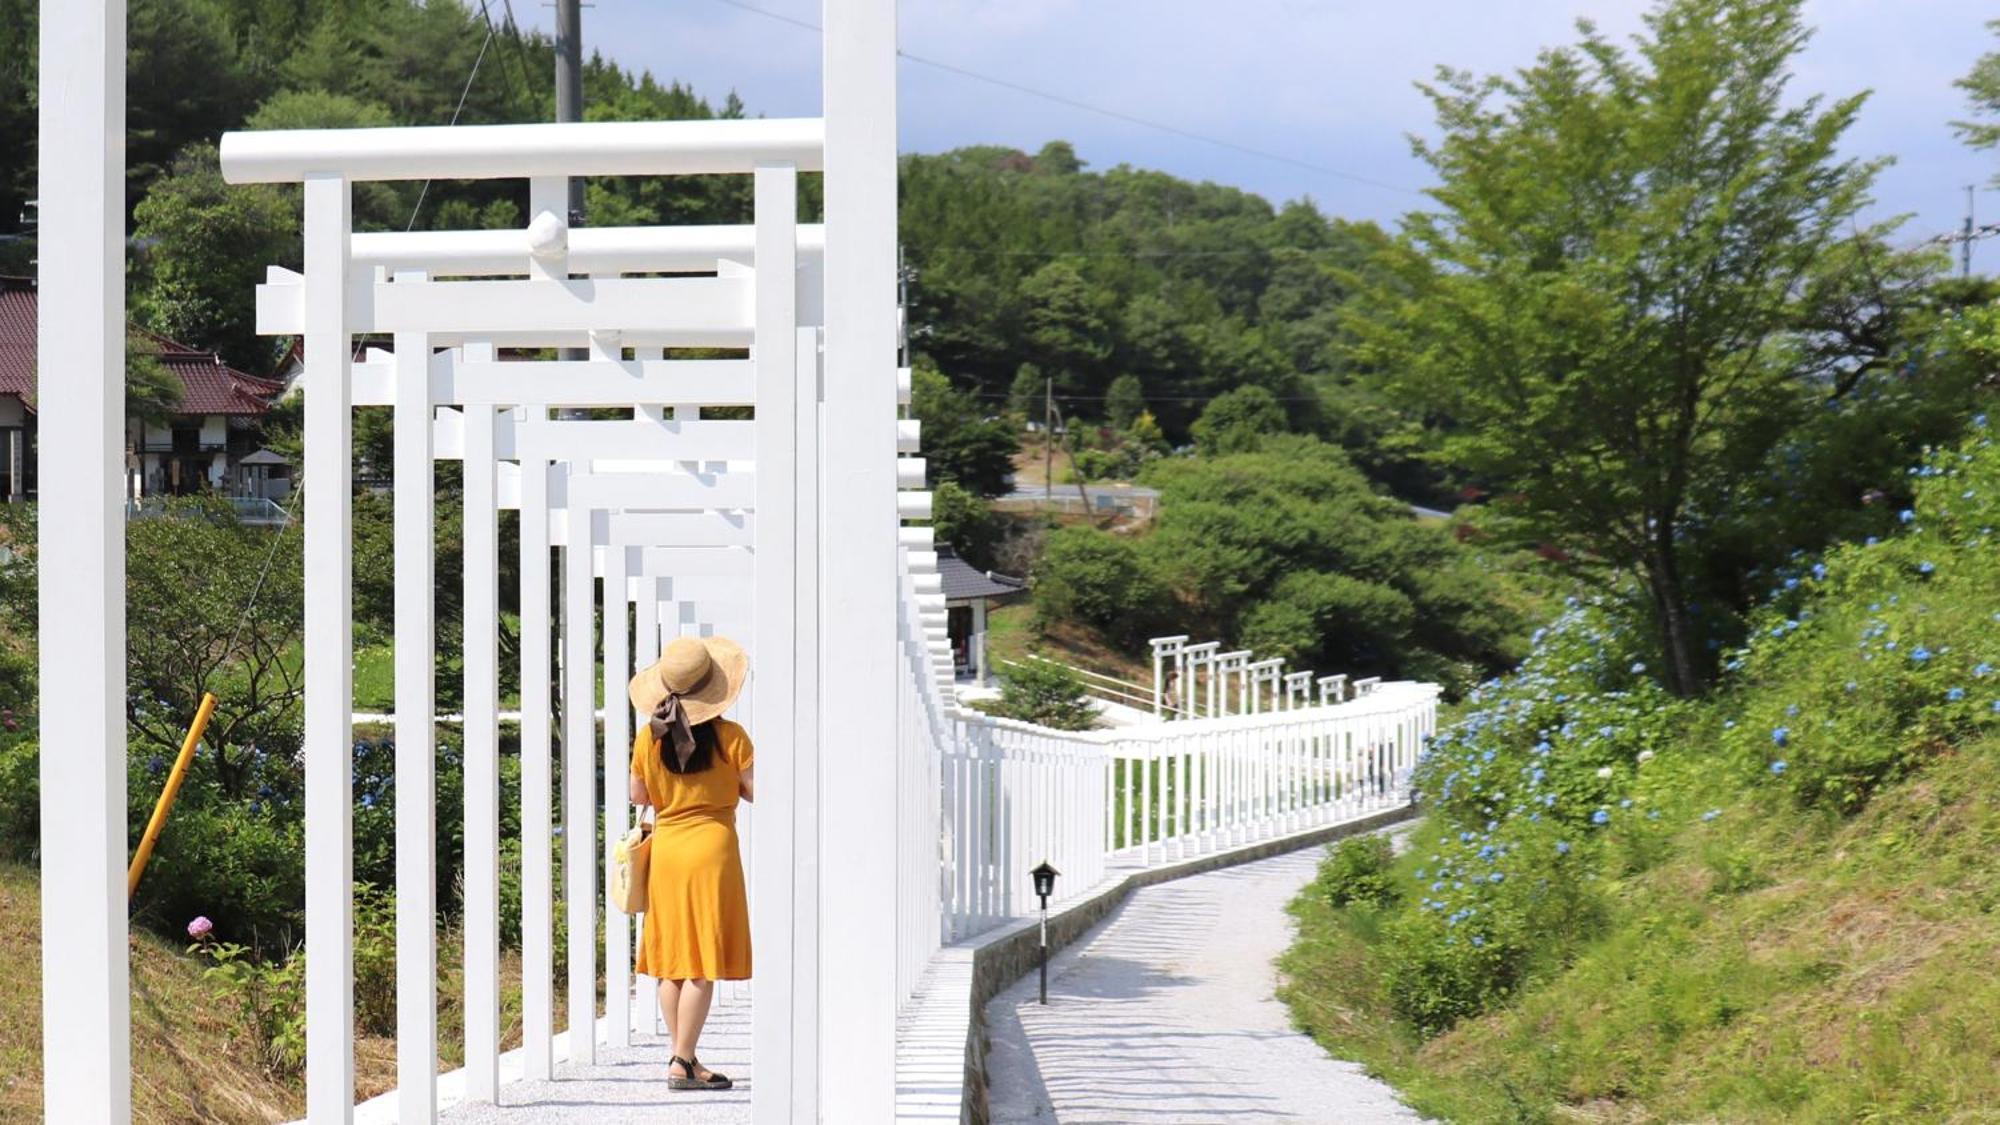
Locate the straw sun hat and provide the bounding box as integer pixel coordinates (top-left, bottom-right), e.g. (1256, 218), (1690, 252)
(628, 635), (749, 729)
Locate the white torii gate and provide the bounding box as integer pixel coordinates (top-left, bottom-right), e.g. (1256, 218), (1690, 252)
(35, 2), (902, 1123)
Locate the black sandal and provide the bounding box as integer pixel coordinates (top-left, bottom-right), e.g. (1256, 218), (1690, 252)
(668, 1054), (733, 1091)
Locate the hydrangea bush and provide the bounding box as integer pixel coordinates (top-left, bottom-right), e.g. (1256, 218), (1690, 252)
(1368, 417), (2000, 1034)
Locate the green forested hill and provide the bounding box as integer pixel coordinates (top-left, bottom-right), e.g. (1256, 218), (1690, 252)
(900, 143), (1437, 492)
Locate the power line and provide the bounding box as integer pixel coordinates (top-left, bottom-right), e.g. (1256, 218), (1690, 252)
(700, 0), (1420, 197)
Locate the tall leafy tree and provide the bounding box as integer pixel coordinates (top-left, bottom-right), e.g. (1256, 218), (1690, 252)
(1350, 0), (1886, 695)
(910, 360), (1018, 497)
(1954, 20), (2000, 165)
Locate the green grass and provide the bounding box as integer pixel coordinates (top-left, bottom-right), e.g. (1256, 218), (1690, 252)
(0, 862), (301, 1124)
(1281, 746), (2000, 1122)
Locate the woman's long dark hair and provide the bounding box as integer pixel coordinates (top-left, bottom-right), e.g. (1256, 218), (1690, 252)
(661, 718), (721, 775)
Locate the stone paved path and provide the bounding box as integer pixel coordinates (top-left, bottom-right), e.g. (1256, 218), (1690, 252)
(985, 843), (1424, 1123)
(438, 996), (750, 1124)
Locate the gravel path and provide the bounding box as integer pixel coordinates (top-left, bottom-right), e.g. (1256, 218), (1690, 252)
(438, 997), (750, 1124)
(984, 843), (1424, 1123)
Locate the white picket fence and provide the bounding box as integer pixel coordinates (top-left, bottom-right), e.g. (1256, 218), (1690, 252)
(901, 657), (1438, 947)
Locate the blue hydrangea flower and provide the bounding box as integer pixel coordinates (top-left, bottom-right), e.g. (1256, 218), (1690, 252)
(1919, 561), (1936, 575)
(1899, 509), (1916, 523)
(1770, 760), (1787, 776)
(1702, 809), (1721, 822)
(1555, 840), (1570, 855)
(1592, 809), (1610, 825)
(1948, 687), (1966, 701)
(1912, 647), (1932, 663)
(1976, 664), (1994, 678)
(1771, 727), (1790, 747)
(1488, 872), (1504, 884)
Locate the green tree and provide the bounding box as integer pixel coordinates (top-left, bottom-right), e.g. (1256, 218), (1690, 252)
(1031, 526), (1161, 644)
(1105, 373), (1147, 430)
(911, 360), (1018, 497)
(1189, 385), (1286, 456)
(126, 332), (186, 427)
(131, 142), (298, 371)
(1018, 259), (1111, 386)
(1955, 20), (2000, 165)
(1348, 0), (1884, 695)
(125, 498), (304, 798)
(1007, 362), (1046, 421)
(928, 479), (1002, 569)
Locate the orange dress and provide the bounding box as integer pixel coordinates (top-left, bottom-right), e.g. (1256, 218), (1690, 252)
(630, 719), (754, 981)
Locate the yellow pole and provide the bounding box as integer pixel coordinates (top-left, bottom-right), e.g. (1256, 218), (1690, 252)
(127, 691), (218, 901)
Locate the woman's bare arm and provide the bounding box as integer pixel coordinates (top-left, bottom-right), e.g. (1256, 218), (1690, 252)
(629, 773), (650, 807)
(738, 766), (755, 803)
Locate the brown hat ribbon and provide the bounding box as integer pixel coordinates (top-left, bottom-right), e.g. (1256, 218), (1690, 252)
(650, 693), (696, 762)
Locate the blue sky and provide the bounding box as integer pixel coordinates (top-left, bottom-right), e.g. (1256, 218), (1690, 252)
(515, 1), (1999, 261)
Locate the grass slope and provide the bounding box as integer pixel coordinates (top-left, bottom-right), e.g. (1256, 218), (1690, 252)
(1280, 421), (2000, 1122)
(0, 862), (300, 1124)
(1282, 747), (2000, 1122)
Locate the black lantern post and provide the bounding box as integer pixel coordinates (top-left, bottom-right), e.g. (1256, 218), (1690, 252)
(1031, 861), (1059, 1004)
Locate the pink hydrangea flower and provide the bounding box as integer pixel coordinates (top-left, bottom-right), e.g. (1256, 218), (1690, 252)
(187, 916), (213, 939)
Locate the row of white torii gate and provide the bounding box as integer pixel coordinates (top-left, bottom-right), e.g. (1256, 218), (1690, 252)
(36, 1), (924, 1122)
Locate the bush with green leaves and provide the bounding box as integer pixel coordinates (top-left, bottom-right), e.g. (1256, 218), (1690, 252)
(1030, 526), (1163, 643)
(190, 936), (306, 1076)
(1718, 414), (2000, 811)
(984, 658), (1098, 731)
(1316, 834), (1399, 909)
(1316, 417), (2000, 1040)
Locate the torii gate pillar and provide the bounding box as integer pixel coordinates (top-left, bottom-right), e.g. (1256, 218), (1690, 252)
(820, 0), (900, 1120)
(36, 1), (132, 1121)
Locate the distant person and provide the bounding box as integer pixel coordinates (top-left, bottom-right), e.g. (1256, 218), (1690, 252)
(627, 635), (754, 1091)
(1163, 668), (1181, 718)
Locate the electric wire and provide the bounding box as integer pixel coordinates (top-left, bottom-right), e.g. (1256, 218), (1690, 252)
(700, 0), (1420, 197)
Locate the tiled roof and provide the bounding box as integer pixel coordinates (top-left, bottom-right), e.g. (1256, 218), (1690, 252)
(0, 276), (282, 416)
(937, 544), (1028, 602)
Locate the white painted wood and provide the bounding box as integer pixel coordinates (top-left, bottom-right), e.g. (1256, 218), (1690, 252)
(351, 356), (755, 410)
(35, 2), (130, 1118)
(258, 275), (752, 343)
(822, 0), (899, 1117)
(603, 539), (633, 1050)
(791, 325), (824, 1108)
(562, 470), (597, 1065)
(393, 328), (439, 1123)
(750, 162), (801, 1125)
(462, 401), (502, 1102)
(517, 417), (754, 463)
(518, 451), (556, 1081)
(302, 173), (358, 1123)
(350, 223), (827, 276)
(221, 117), (825, 183)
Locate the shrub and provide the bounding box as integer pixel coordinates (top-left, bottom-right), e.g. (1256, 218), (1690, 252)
(1189, 385), (1287, 455)
(1317, 834), (1399, 908)
(191, 936), (306, 1076)
(352, 882), (398, 1035)
(986, 658), (1098, 731)
(1030, 526), (1161, 642)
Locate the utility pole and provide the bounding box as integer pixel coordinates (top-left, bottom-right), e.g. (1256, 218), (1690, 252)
(1965, 185), (1976, 280)
(1044, 376), (1053, 505)
(555, 0), (587, 416)
(556, 0), (585, 227)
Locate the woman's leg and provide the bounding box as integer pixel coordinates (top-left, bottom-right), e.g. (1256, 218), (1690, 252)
(657, 978), (683, 1052)
(674, 979), (718, 1077)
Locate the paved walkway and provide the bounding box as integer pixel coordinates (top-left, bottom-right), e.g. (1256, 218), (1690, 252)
(437, 996), (750, 1124)
(985, 843), (1424, 1123)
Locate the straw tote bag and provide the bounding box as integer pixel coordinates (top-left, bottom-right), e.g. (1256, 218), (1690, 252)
(612, 815), (653, 915)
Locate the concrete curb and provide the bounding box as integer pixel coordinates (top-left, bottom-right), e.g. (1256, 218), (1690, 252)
(926, 802), (1422, 1125)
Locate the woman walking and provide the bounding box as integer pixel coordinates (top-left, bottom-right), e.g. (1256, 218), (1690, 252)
(627, 634), (754, 1091)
